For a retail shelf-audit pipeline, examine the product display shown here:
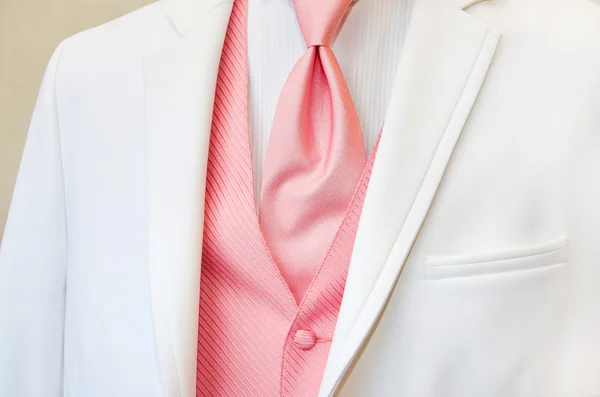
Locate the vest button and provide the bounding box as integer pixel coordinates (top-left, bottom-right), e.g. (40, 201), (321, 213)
(293, 329), (316, 350)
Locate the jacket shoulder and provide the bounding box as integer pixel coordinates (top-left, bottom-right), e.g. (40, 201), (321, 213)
(59, 0), (180, 59)
(44, 1), (183, 127)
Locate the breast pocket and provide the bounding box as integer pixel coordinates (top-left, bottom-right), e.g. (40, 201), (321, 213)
(410, 237), (571, 396)
(424, 237), (568, 281)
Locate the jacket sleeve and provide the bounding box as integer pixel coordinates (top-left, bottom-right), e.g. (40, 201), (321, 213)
(0, 41), (68, 397)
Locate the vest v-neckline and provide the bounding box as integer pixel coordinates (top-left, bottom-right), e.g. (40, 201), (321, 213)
(198, 0), (382, 392)
(240, 125), (380, 307)
(219, 0), (383, 307)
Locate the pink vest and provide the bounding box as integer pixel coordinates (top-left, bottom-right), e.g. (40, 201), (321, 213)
(196, 0), (379, 395)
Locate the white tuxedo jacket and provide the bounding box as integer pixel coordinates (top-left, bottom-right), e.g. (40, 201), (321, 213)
(2, 0), (600, 395)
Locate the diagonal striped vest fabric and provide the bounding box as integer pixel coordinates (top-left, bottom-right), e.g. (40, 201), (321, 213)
(196, 0), (380, 395)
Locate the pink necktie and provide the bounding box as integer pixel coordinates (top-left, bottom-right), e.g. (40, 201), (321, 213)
(259, 0), (366, 302)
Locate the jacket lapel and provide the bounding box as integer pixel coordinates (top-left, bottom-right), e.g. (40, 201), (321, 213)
(144, 1), (233, 396)
(320, 0), (500, 395)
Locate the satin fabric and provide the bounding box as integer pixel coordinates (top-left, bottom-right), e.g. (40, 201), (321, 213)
(259, 0), (367, 302)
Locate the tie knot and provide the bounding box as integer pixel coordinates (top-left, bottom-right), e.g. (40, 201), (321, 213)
(292, 0), (352, 47)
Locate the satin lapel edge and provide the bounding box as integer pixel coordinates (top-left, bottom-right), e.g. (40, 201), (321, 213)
(144, 1), (233, 396)
(319, 5), (501, 397)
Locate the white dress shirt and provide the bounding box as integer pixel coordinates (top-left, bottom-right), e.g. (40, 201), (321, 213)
(247, 0), (414, 206)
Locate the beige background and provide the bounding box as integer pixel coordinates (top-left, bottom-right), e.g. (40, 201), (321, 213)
(0, 0), (154, 241)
